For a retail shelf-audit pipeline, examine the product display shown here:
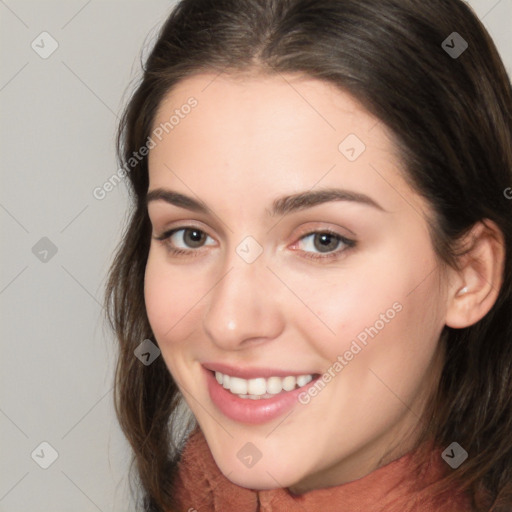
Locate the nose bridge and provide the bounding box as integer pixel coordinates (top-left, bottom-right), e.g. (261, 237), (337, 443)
(202, 242), (283, 349)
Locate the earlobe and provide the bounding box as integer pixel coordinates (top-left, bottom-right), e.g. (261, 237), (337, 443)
(445, 220), (505, 329)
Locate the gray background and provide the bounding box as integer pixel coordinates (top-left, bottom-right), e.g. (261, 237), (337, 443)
(0, 1), (510, 510)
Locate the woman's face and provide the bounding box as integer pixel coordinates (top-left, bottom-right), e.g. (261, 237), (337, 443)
(145, 72), (450, 493)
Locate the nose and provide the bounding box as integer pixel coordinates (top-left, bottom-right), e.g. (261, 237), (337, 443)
(202, 255), (285, 351)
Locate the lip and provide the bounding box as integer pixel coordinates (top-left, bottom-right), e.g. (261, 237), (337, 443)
(202, 362), (316, 379)
(203, 366), (320, 425)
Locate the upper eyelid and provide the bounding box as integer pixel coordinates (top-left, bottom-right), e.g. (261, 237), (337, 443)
(155, 224), (214, 240)
(154, 223), (352, 236)
(147, 205), (359, 238)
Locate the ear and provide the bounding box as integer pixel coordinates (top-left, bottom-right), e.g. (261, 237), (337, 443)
(445, 220), (505, 329)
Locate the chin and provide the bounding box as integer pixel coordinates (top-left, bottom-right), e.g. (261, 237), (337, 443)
(219, 462), (302, 491)
(226, 473), (284, 491)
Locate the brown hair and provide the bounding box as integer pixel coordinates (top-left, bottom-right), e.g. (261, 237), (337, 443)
(105, 0), (512, 510)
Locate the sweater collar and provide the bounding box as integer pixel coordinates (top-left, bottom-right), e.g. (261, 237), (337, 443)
(173, 426), (471, 512)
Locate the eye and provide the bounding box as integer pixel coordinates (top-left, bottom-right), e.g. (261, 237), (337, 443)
(293, 230), (356, 260)
(154, 226), (356, 261)
(154, 227), (215, 255)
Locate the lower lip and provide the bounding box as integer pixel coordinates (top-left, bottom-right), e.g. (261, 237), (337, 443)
(204, 367), (319, 425)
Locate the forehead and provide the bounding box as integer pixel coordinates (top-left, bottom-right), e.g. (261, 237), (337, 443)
(148, 71), (400, 175)
(152, 71), (382, 137)
(146, 72), (430, 221)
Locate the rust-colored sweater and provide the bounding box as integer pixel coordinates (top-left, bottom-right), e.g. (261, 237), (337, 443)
(172, 427), (473, 512)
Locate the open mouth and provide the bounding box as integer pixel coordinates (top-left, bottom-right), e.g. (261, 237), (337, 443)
(212, 370), (321, 399)
(203, 364), (322, 424)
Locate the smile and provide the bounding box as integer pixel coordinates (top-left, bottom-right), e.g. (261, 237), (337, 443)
(203, 365), (321, 424)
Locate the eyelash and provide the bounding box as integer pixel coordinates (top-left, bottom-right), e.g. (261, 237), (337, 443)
(153, 227), (356, 262)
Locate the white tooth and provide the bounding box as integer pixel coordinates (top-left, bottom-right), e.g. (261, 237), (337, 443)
(229, 376), (248, 395)
(296, 374), (313, 387)
(222, 374), (230, 389)
(215, 371), (223, 385)
(282, 376), (296, 391)
(266, 376), (283, 394)
(247, 377), (267, 395)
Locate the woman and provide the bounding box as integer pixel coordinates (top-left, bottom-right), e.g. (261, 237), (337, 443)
(105, 0), (512, 510)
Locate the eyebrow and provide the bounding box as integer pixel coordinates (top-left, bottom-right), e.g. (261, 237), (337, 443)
(146, 187), (385, 216)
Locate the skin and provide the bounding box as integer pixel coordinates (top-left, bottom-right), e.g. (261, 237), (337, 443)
(144, 72), (503, 493)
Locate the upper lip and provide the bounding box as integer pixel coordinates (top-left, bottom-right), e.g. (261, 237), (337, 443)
(202, 362), (317, 379)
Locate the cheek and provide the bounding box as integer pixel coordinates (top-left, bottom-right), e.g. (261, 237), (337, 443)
(291, 253), (444, 449)
(143, 250), (204, 346)
(301, 247), (443, 367)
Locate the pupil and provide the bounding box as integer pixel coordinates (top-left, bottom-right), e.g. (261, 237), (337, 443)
(315, 233), (337, 252)
(186, 229), (204, 247)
